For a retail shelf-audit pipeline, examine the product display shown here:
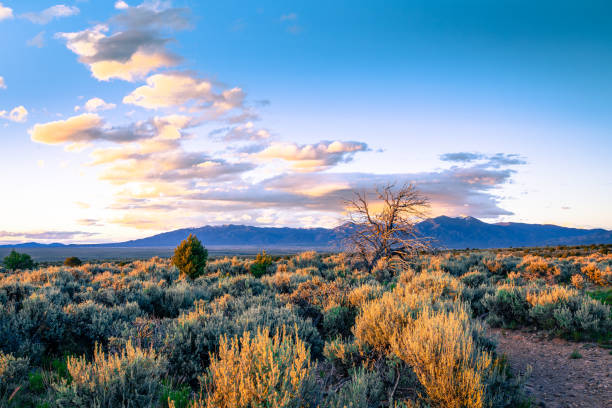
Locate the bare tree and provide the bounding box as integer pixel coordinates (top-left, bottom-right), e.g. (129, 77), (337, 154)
(345, 183), (431, 271)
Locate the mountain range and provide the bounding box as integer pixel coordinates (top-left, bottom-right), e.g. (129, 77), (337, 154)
(2, 216), (612, 250)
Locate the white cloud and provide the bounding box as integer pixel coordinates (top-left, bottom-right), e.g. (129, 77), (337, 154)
(0, 76), (5, 89)
(56, 4), (190, 81)
(27, 31), (45, 48)
(0, 3), (13, 21)
(258, 140), (369, 171)
(83, 97), (117, 112)
(29, 113), (161, 147)
(23, 5), (79, 24)
(115, 1), (129, 10)
(123, 73), (245, 115)
(211, 122), (271, 142)
(0, 106), (28, 122)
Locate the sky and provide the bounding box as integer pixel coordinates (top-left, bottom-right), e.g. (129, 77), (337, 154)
(0, 0), (611, 244)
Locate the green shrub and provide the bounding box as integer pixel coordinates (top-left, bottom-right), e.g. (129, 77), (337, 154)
(483, 288), (530, 328)
(63, 257), (82, 267)
(172, 234), (208, 279)
(250, 250), (273, 278)
(0, 351), (30, 406)
(322, 306), (357, 340)
(53, 341), (167, 408)
(3, 250), (34, 271)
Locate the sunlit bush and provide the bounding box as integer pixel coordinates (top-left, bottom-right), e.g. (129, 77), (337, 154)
(201, 327), (312, 408)
(53, 341), (167, 408)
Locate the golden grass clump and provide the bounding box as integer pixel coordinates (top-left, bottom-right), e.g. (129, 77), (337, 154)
(201, 326), (311, 408)
(519, 255), (561, 282)
(347, 283), (382, 308)
(526, 286), (578, 307)
(395, 270), (463, 303)
(353, 292), (413, 352)
(581, 262), (612, 286)
(571, 274), (584, 289)
(390, 303), (492, 408)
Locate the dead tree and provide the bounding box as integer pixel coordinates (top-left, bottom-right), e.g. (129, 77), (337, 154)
(345, 183), (431, 271)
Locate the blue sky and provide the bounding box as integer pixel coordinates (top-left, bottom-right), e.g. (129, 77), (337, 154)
(0, 0), (611, 243)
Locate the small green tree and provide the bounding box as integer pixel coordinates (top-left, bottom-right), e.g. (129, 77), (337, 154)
(172, 234), (208, 279)
(3, 250), (34, 271)
(64, 256), (83, 267)
(250, 250), (273, 278)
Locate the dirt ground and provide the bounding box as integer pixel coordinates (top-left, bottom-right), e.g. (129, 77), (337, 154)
(491, 328), (612, 408)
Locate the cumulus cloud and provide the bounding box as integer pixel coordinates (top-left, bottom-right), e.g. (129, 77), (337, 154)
(440, 152), (484, 163)
(258, 140), (369, 171)
(0, 76), (5, 89)
(80, 97), (117, 112)
(29, 113), (161, 147)
(115, 1), (129, 10)
(0, 106), (28, 122)
(23, 5), (79, 24)
(56, 3), (189, 81)
(210, 122), (270, 142)
(105, 156), (252, 185)
(123, 72), (245, 116)
(0, 3), (13, 21)
(440, 152), (526, 168)
(27, 31), (45, 47)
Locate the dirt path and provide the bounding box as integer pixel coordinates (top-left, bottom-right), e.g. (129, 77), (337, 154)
(490, 329), (612, 408)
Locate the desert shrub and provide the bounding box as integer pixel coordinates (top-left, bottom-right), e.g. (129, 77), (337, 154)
(250, 250), (273, 278)
(461, 284), (496, 316)
(0, 351), (30, 406)
(172, 234), (208, 280)
(347, 283), (382, 308)
(519, 256), (560, 283)
(325, 367), (385, 408)
(206, 257), (249, 277)
(164, 296), (322, 385)
(460, 270), (488, 288)
(62, 301), (143, 355)
(201, 327), (313, 408)
(484, 285), (612, 339)
(212, 274), (267, 298)
(3, 250), (34, 271)
(353, 292), (413, 352)
(570, 274), (584, 288)
(483, 287), (530, 328)
(582, 262), (612, 286)
(262, 271), (310, 294)
(53, 341), (167, 408)
(390, 304), (494, 408)
(396, 270), (463, 303)
(288, 250), (322, 270)
(322, 305), (357, 340)
(64, 257), (82, 267)
(482, 255), (519, 276)
(137, 281), (211, 318)
(323, 338), (365, 378)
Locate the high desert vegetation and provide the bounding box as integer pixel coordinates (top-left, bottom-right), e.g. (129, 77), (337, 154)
(1, 243), (610, 407)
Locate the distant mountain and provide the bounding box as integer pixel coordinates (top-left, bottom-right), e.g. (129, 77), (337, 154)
(416, 216), (612, 248)
(1, 217), (611, 250)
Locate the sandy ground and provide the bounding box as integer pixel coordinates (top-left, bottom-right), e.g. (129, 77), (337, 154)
(491, 328), (612, 408)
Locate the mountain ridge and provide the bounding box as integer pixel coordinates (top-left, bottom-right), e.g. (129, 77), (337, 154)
(2, 216), (611, 250)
